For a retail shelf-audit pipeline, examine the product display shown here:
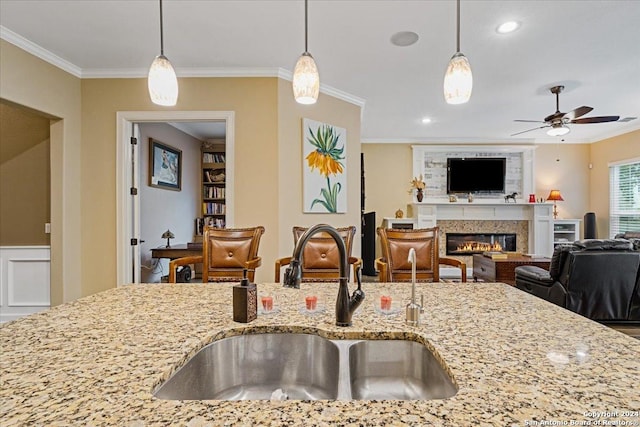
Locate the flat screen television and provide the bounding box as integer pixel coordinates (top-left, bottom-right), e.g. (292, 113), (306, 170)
(447, 157), (506, 194)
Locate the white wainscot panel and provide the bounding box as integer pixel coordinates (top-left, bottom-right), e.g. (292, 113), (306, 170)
(1, 246), (50, 322)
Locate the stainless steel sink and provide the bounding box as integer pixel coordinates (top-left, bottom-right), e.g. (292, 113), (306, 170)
(154, 333), (457, 401)
(154, 333), (340, 400)
(348, 339), (458, 400)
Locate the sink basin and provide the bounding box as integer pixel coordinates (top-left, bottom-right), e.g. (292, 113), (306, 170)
(348, 339), (458, 400)
(154, 333), (457, 401)
(154, 333), (340, 400)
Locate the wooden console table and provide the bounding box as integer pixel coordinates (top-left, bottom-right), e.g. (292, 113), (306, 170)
(150, 243), (202, 260)
(472, 254), (551, 286)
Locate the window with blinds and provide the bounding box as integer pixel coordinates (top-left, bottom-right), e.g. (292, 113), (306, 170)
(609, 159), (640, 238)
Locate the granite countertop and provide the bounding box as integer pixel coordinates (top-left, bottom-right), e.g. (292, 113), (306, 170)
(1, 282), (639, 426)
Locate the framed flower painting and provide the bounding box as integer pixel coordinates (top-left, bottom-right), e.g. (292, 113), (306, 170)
(302, 118), (347, 213)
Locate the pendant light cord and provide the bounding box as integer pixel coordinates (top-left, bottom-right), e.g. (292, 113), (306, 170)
(456, 0), (461, 53)
(159, 0), (165, 55)
(304, 0), (309, 53)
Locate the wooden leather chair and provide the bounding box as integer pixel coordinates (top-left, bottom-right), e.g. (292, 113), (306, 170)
(168, 226), (265, 283)
(376, 227), (467, 282)
(275, 225), (361, 283)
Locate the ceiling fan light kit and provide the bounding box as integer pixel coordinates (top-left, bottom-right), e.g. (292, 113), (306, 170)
(148, 0), (178, 106)
(293, 0), (319, 105)
(547, 124), (570, 137)
(444, 0), (472, 105)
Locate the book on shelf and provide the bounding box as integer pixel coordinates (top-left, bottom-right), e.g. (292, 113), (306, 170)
(202, 153), (226, 163)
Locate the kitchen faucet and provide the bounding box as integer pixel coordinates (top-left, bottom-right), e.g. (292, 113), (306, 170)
(283, 224), (365, 327)
(406, 247), (423, 326)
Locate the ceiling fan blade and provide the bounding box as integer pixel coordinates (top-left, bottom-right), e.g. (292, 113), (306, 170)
(511, 125), (549, 136)
(564, 106), (593, 120)
(571, 116), (620, 124)
(514, 119), (545, 123)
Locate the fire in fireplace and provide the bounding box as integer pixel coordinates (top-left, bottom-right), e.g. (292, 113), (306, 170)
(446, 233), (516, 255)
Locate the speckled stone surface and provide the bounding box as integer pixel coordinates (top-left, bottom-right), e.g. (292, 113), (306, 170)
(1, 282), (639, 426)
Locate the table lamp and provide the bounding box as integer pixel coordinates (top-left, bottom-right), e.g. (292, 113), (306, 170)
(546, 190), (564, 219)
(161, 229), (175, 248)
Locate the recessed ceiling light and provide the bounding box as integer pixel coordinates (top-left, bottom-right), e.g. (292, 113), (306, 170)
(496, 21), (520, 34)
(421, 117), (432, 124)
(390, 31), (419, 47)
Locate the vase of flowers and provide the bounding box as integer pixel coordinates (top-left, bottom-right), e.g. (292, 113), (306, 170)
(409, 175), (426, 202)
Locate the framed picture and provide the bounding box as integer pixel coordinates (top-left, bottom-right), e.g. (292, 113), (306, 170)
(302, 118), (347, 213)
(149, 138), (182, 191)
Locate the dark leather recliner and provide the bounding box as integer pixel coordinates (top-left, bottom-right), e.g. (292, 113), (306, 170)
(515, 239), (640, 323)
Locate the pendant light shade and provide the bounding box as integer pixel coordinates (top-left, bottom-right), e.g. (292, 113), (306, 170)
(293, 0), (319, 105)
(444, 52), (472, 104)
(444, 0), (472, 105)
(148, 0), (178, 106)
(293, 52), (320, 104)
(148, 55), (178, 106)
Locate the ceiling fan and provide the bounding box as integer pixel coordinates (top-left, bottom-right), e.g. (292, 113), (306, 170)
(512, 85), (619, 136)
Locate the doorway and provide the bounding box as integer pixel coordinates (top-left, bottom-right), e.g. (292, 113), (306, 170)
(116, 111), (235, 286)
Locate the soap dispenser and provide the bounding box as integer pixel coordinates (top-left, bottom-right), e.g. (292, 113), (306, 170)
(233, 269), (257, 323)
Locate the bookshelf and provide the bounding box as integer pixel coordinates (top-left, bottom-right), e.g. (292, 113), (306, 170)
(197, 140), (226, 234)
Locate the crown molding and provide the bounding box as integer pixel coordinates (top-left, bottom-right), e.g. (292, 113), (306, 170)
(0, 25), (82, 77)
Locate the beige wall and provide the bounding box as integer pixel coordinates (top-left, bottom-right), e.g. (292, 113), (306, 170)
(0, 139), (50, 245)
(0, 101), (51, 246)
(0, 39), (82, 306)
(80, 77), (280, 293)
(276, 79), (362, 266)
(534, 143), (591, 227)
(589, 129), (640, 238)
(360, 144), (413, 227)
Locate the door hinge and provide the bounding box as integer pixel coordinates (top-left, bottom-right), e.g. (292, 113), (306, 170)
(130, 187), (138, 195)
(130, 238), (138, 246)
(130, 136), (137, 145)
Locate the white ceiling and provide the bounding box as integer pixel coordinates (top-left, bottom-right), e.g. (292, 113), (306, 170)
(1, 0), (639, 144)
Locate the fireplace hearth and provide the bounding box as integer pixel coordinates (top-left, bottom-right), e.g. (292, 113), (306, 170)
(446, 233), (516, 255)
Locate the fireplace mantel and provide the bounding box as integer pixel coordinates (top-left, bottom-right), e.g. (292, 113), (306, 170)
(408, 202), (555, 256)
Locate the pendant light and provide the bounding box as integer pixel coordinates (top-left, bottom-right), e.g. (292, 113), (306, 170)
(443, 0), (472, 105)
(148, 0), (178, 106)
(292, 0), (320, 105)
